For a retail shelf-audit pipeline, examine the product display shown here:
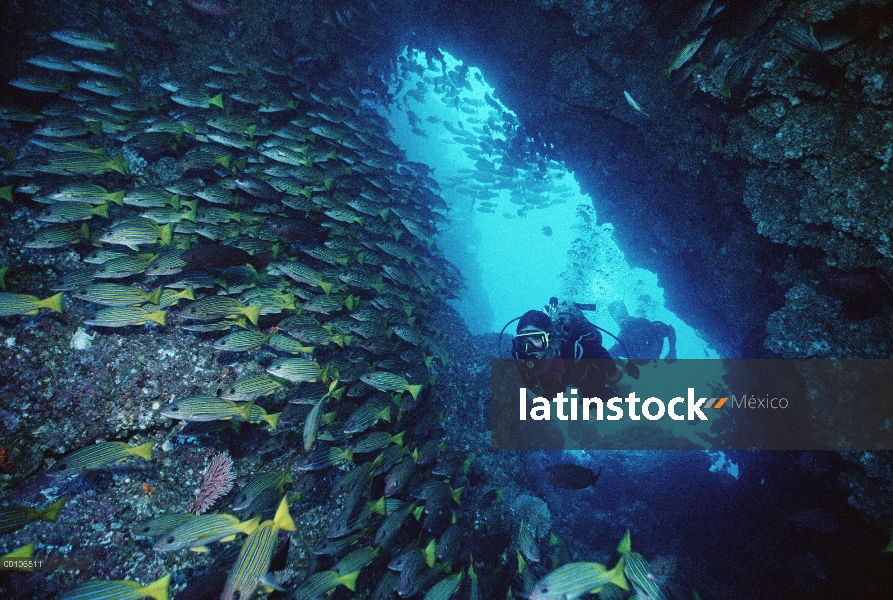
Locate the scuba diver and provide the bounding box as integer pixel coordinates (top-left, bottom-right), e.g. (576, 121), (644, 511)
(607, 301), (677, 365)
(507, 298), (628, 399)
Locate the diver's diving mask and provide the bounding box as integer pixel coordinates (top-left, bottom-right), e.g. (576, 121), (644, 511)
(515, 329), (550, 354)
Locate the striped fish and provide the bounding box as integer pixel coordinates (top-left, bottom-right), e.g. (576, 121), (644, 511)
(220, 498), (295, 600)
(438, 523), (461, 562)
(40, 151), (127, 176)
(207, 115), (258, 136)
(37, 201), (109, 223)
(194, 184), (238, 205)
(240, 485), (284, 522)
(265, 333), (314, 354)
(302, 293), (345, 314)
(60, 575), (170, 600)
(360, 371), (423, 400)
(34, 116), (100, 138)
(206, 131), (256, 151)
(372, 570), (399, 600)
(325, 501), (376, 541)
(73, 284), (162, 306)
(49, 183), (124, 205)
(51, 268), (94, 292)
(77, 77), (128, 98)
(374, 501), (416, 547)
(180, 320), (243, 333)
(376, 445), (407, 474)
(233, 402), (281, 429)
(618, 531), (670, 600)
(160, 396), (252, 422)
(332, 462), (376, 498)
(266, 358), (323, 383)
(624, 552), (667, 600)
(219, 373), (284, 402)
(344, 399), (391, 434)
(241, 289), (296, 316)
(212, 330), (270, 352)
(9, 76), (70, 93)
(141, 204), (198, 225)
(392, 324), (425, 346)
(83, 248), (134, 264)
(518, 520), (540, 563)
(395, 548), (426, 597)
(196, 206), (242, 224)
(26, 54), (79, 72)
(664, 36), (706, 78)
(179, 296), (261, 326)
(325, 207), (364, 224)
(384, 457), (415, 497)
(165, 272), (216, 291)
(133, 513), (196, 539)
(303, 394), (326, 452)
(313, 530), (365, 557)
(292, 570), (360, 599)
(170, 90), (223, 109)
(49, 29), (120, 52)
(124, 187), (180, 209)
(338, 269), (383, 292)
(48, 442), (153, 475)
(83, 306), (166, 327)
(0, 292), (63, 316)
(304, 246), (350, 266)
(97, 218), (172, 250)
(153, 513), (260, 552)
(184, 148), (232, 171)
(297, 446), (354, 472)
(423, 571), (464, 600)
(110, 94), (155, 111)
(91, 254), (158, 279)
(468, 561), (480, 600)
(156, 287), (195, 309)
(232, 470), (293, 511)
(596, 582), (629, 600)
(527, 560), (629, 600)
(0, 497), (66, 535)
(333, 547), (379, 576)
(518, 551), (535, 594)
(415, 440), (445, 466)
(353, 431), (404, 454)
(144, 250), (188, 277)
(274, 260), (333, 293)
(375, 240), (416, 264)
(259, 146), (305, 167)
(71, 58), (129, 79)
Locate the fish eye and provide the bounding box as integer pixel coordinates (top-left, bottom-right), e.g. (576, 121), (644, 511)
(166, 536), (175, 543)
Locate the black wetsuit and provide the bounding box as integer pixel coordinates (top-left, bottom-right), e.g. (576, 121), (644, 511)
(609, 317), (676, 365)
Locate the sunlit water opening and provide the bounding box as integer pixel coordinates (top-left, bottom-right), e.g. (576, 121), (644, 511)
(382, 47), (719, 362)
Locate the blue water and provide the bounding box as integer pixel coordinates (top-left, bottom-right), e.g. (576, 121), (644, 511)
(384, 47), (718, 366)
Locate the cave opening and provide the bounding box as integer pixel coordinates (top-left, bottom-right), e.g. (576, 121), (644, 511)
(382, 46), (718, 361)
